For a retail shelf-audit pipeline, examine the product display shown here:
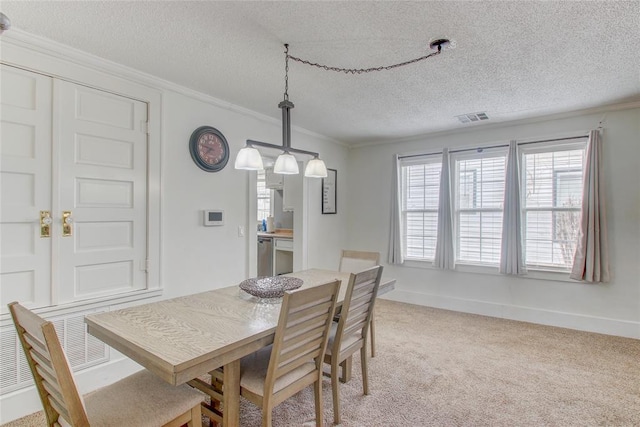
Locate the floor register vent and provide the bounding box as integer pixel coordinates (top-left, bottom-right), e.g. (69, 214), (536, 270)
(1, 308), (109, 395)
(457, 112), (489, 123)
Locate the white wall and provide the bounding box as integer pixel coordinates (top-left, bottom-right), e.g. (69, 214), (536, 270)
(347, 107), (640, 338)
(305, 138), (352, 270)
(160, 89), (350, 298)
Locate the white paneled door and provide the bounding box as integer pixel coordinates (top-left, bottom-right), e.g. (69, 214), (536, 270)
(0, 66), (149, 312)
(55, 81), (148, 304)
(0, 66), (53, 310)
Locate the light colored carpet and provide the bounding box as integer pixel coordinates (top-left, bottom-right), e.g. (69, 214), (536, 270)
(4, 299), (640, 426)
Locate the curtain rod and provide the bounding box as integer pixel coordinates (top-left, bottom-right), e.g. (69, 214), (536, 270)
(398, 151), (441, 160)
(398, 134), (589, 159)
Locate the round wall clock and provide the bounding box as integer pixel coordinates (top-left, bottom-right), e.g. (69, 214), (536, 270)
(189, 126), (230, 172)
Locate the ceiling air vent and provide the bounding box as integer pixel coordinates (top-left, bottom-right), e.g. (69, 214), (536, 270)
(456, 112), (489, 124)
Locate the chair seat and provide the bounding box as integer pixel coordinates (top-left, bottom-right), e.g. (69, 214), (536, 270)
(240, 345), (316, 397)
(79, 370), (203, 427)
(326, 322), (362, 356)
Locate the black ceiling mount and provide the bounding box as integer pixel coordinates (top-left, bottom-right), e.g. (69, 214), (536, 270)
(429, 38), (451, 52)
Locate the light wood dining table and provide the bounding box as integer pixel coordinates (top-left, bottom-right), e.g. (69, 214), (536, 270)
(85, 268), (395, 427)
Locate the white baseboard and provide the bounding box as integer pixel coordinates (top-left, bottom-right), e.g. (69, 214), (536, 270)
(0, 356), (142, 424)
(382, 290), (640, 339)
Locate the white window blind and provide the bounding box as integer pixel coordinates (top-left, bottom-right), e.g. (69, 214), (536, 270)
(453, 149), (507, 265)
(257, 170), (271, 222)
(401, 155), (442, 260)
(521, 141), (587, 269)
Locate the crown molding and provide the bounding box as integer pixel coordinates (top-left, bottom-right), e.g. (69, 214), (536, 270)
(1, 29), (343, 146)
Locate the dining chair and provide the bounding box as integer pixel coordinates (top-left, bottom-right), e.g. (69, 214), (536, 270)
(239, 280), (340, 427)
(324, 265), (383, 425)
(8, 302), (203, 427)
(338, 249), (381, 357)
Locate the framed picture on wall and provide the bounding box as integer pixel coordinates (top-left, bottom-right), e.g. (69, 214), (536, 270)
(322, 168), (337, 214)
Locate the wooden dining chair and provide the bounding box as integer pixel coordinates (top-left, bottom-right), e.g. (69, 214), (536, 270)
(239, 280), (340, 427)
(338, 249), (381, 357)
(324, 265), (383, 425)
(8, 302), (203, 427)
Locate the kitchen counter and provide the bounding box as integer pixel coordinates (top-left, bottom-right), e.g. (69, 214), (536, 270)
(257, 229), (293, 239)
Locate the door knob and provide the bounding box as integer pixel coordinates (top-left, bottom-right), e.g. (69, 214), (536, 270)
(40, 211), (52, 238)
(62, 211), (73, 237)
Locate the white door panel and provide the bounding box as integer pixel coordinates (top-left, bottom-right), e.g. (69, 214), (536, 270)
(74, 87), (138, 130)
(0, 66), (52, 312)
(1, 66), (149, 309)
(55, 80), (148, 304)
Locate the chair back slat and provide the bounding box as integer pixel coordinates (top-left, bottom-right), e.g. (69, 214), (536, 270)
(346, 303), (371, 323)
(48, 398), (71, 425)
(348, 294), (374, 316)
(351, 282), (376, 298)
(30, 346), (55, 372)
(282, 315), (326, 339)
(8, 302), (89, 427)
(38, 366), (64, 396)
(280, 323), (326, 351)
(276, 338), (324, 377)
(332, 266), (383, 356)
(264, 280), (340, 397)
(287, 300), (334, 324)
(41, 381), (67, 412)
(279, 335), (325, 365)
(343, 312), (369, 335)
(23, 331), (48, 355)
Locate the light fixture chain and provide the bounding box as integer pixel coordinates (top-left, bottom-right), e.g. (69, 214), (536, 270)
(287, 50), (441, 75)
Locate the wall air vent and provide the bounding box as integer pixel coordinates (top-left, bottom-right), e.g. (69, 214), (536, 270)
(1, 308), (108, 395)
(456, 112), (489, 124)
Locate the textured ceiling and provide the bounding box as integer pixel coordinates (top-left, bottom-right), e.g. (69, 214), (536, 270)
(2, 1), (639, 145)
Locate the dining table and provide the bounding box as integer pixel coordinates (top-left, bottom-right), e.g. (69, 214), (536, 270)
(84, 268), (395, 427)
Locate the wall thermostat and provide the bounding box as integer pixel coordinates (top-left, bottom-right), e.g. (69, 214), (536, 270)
(203, 210), (224, 226)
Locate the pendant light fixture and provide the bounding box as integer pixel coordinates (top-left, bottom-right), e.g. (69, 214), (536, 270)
(234, 143), (263, 170)
(235, 44), (328, 177)
(0, 12), (11, 35)
(235, 39), (450, 176)
(304, 156), (328, 178)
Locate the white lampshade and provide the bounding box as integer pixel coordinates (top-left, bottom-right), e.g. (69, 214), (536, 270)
(0, 13), (11, 34)
(273, 153), (299, 174)
(304, 157), (328, 178)
(234, 146), (264, 170)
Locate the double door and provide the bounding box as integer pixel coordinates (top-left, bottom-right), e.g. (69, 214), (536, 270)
(1, 65), (149, 312)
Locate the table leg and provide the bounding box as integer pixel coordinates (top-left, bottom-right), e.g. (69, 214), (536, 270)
(340, 356), (353, 383)
(223, 359), (240, 427)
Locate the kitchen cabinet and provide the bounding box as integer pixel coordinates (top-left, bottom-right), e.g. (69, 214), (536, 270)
(282, 174), (302, 212)
(265, 167), (283, 189)
(273, 237), (293, 275)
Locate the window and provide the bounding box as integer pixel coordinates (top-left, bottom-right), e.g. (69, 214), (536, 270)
(401, 156), (442, 260)
(521, 142), (586, 270)
(257, 170), (272, 222)
(453, 149), (507, 265)
(397, 136), (587, 274)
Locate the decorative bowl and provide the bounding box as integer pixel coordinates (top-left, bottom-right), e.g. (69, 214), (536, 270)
(239, 276), (303, 299)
